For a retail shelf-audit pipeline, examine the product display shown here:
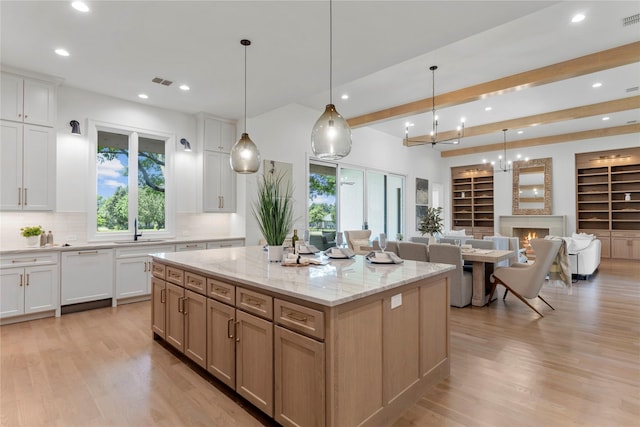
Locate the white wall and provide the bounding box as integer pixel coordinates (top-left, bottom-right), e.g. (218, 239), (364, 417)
(441, 133), (640, 234)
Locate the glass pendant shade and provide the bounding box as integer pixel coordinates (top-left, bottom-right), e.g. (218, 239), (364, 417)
(311, 104), (352, 160)
(230, 132), (260, 174)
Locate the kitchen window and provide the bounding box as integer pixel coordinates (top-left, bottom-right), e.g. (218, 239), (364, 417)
(88, 121), (175, 241)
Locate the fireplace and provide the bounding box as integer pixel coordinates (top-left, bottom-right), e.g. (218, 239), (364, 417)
(513, 227), (550, 259)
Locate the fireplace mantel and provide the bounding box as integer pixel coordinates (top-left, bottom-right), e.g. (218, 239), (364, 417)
(499, 215), (566, 237)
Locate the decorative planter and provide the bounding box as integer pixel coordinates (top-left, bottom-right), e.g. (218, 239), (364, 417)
(25, 236), (39, 247)
(267, 245), (283, 262)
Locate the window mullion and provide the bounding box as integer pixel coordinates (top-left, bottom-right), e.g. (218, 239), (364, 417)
(129, 132), (139, 232)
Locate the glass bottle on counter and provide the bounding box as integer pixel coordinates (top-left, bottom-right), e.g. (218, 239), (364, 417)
(46, 230), (54, 246)
(39, 231), (46, 247)
(291, 229), (299, 254)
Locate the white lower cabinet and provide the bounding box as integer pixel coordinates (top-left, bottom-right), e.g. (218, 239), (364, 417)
(0, 253), (58, 319)
(114, 244), (174, 302)
(61, 249), (114, 305)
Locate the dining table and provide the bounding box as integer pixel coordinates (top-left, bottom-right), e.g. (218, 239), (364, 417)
(461, 249), (516, 306)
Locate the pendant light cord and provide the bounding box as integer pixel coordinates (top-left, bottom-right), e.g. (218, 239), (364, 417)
(329, 0), (333, 106)
(244, 43), (247, 133)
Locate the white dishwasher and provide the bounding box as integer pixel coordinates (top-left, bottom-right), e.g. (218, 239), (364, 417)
(61, 249), (114, 306)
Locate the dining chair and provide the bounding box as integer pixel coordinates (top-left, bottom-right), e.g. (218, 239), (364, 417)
(344, 230), (372, 255)
(428, 243), (473, 308)
(397, 241), (428, 262)
(488, 238), (562, 317)
(372, 240), (399, 256)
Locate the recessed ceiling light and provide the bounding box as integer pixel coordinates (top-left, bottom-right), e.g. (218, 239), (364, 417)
(571, 13), (585, 23)
(71, 1), (90, 12)
(179, 84), (190, 91)
(484, 106), (492, 111)
(341, 94), (349, 100)
(405, 122), (414, 127)
(517, 130), (524, 134)
(55, 48), (70, 57)
(138, 94), (148, 99)
(602, 116), (610, 121)
(592, 82), (602, 88)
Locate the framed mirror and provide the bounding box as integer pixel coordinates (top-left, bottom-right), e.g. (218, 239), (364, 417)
(512, 157), (552, 215)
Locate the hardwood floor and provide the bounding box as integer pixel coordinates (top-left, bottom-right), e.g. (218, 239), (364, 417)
(1, 259), (638, 426)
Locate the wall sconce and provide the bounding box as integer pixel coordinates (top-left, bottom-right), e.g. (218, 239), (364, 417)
(179, 138), (192, 152)
(69, 120), (81, 135)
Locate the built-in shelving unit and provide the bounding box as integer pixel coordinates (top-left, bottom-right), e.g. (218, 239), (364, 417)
(576, 147), (640, 260)
(451, 164), (494, 238)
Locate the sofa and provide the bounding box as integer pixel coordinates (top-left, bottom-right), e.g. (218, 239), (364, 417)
(563, 233), (601, 279)
(309, 231), (336, 251)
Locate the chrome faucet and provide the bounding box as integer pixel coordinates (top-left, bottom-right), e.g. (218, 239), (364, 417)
(134, 218), (143, 241)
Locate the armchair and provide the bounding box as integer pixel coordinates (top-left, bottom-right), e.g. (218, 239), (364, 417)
(488, 238), (562, 317)
(344, 230), (372, 255)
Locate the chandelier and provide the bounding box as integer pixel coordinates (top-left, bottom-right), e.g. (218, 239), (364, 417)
(405, 65), (465, 146)
(483, 129), (528, 173)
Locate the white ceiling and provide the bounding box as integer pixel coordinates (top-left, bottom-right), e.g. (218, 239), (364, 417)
(1, 1), (638, 152)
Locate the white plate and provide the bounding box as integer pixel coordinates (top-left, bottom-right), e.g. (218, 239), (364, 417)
(367, 255), (395, 264)
(326, 253), (349, 259)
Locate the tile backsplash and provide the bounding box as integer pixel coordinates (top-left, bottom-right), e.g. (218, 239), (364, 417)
(0, 212), (242, 249)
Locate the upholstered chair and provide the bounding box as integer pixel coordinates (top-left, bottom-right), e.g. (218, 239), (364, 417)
(488, 238), (562, 317)
(344, 230), (372, 255)
(372, 240), (399, 256)
(428, 243), (473, 308)
(397, 242), (429, 262)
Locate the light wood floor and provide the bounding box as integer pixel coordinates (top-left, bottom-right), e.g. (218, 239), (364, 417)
(1, 259), (639, 427)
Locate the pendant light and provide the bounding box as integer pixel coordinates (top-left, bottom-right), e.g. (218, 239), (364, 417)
(311, 0), (351, 160)
(230, 39), (260, 174)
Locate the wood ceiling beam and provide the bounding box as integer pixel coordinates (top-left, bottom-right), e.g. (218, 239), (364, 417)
(404, 96), (640, 146)
(347, 41), (640, 128)
(439, 124), (640, 158)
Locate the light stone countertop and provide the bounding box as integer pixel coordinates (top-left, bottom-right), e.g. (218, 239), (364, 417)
(0, 236), (245, 255)
(152, 246), (455, 307)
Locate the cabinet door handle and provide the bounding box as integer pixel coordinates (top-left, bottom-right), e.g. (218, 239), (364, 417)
(23, 188), (27, 205)
(182, 298), (188, 315)
(227, 317), (234, 339)
(78, 250), (98, 255)
(220, 196), (224, 209)
(220, 244), (232, 248)
(160, 288), (166, 304)
(18, 188), (22, 205)
(285, 311), (308, 323)
(19, 274), (23, 287)
(25, 274), (29, 286)
(12, 259), (37, 264)
(177, 297), (183, 313)
(218, 196), (222, 209)
(144, 262), (148, 272)
(235, 320), (241, 342)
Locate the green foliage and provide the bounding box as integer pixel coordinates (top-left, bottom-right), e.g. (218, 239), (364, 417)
(97, 187), (129, 231)
(252, 172), (294, 246)
(20, 225), (43, 237)
(138, 186), (165, 229)
(308, 203), (335, 226)
(309, 173), (335, 201)
(418, 207), (444, 235)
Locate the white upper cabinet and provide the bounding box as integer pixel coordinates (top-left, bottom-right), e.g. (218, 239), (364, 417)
(1, 73), (56, 127)
(0, 122), (56, 211)
(203, 117), (235, 153)
(203, 151), (236, 213)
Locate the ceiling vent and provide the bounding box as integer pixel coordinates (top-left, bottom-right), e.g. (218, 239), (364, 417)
(623, 13), (639, 26)
(626, 86), (639, 93)
(152, 77), (173, 86)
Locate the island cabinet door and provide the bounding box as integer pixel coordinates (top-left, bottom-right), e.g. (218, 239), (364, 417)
(165, 282), (185, 352)
(419, 279), (449, 376)
(151, 277), (166, 338)
(383, 287), (420, 405)
(235, 309), (273, 417)
(274, 325), (325, 427)
(206, 298), (236, 388)
(184, 290), (207, 368)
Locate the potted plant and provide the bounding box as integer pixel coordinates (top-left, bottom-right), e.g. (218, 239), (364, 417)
(20, 225), (43, 247)
(252, 172), (294, 262)
(418, 207), (443, 244)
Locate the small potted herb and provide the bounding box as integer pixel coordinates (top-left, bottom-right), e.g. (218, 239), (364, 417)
(20, 225), (43, 247)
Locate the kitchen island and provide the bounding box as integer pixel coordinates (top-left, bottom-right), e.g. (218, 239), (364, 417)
(151, 246), (454, 427)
